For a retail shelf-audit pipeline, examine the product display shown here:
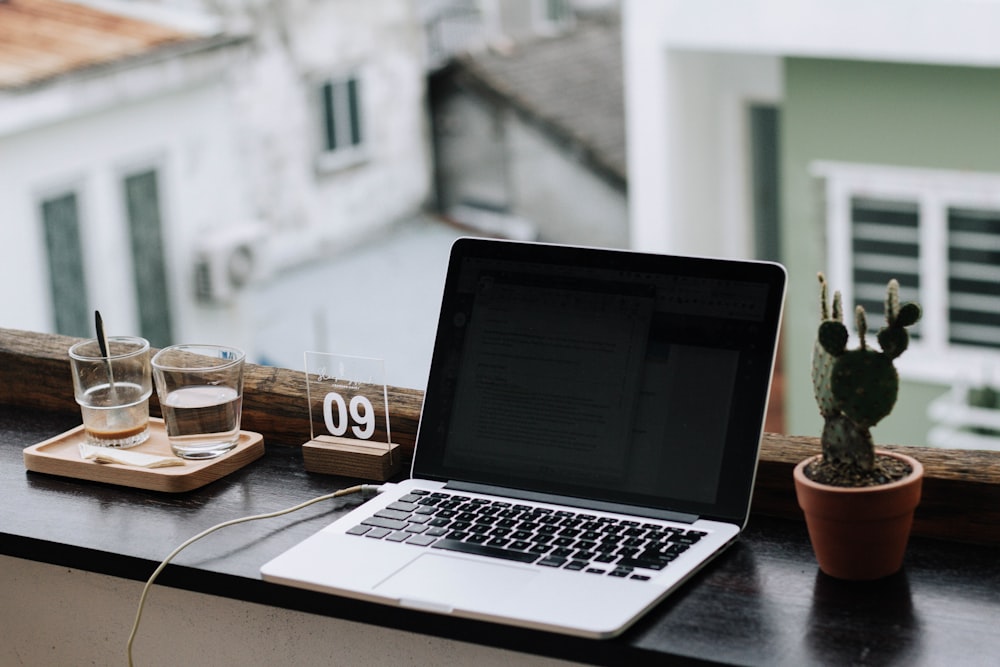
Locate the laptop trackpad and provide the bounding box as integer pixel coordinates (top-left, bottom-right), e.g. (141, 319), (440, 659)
(375, 553), (538, 611)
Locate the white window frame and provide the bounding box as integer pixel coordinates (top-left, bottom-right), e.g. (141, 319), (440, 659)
(315, 71), (368, 173)
(813, 161), (1000, 386)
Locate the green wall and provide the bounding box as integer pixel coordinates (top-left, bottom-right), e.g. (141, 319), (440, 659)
(780, 58), (1000, 445)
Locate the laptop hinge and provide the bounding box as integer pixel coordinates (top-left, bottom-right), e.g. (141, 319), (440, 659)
(444, 481), (700, 524)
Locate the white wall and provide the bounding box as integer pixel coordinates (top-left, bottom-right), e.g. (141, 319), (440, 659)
(624, 43), (780, 257)
(0, 79), (250, 348)
(508, 117), (628, 248)
(0, 555), (576, 666)
(625, 0), (1000, 66)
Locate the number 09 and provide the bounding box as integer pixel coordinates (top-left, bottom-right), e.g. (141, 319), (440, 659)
(323, 392), (375, 439)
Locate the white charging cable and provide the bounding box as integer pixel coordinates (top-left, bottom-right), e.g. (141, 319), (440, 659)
(126, 483), (387, 666)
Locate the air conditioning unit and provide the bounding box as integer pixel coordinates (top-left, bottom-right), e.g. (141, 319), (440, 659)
(193, 225), (265, 305)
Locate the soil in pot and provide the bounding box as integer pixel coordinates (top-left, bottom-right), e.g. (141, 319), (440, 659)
(804, 454), (912, 487)
(794, 451), (923, 581)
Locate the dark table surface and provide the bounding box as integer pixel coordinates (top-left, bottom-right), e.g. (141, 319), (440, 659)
(3, 405), (998, 666)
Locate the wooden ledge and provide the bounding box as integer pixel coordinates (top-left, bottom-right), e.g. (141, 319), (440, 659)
(749, 434), (1000, 546)
(2, 328), (997, 545)
(0, 328), (423, 454)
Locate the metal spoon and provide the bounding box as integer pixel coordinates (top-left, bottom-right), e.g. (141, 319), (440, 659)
(95, 310), (121, 410)
(95, 311), (115, 384)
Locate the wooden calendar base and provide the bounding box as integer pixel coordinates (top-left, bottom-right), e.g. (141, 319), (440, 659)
(302, 435), (402, 481)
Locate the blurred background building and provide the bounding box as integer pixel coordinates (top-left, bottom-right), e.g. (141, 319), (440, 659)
(1, 0), (620, 390)
(4, 0), (1000, 450)
(625, 1), (1000, 450)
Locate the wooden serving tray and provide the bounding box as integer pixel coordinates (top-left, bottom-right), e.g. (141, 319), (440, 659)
(23, 418), (264, 493)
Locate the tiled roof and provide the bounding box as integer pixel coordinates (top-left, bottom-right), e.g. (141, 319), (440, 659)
(0, 0), (196, 88)
(453, 15), (626, 187)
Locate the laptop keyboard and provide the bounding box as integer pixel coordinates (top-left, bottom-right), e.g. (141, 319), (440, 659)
(345, 490), (707, 581)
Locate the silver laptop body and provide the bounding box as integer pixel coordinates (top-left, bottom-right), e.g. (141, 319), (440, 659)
(261, 238), (786, 638)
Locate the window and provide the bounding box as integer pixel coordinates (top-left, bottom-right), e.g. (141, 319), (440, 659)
(749, 104), (782, 263)
(123, 169), (173, 348)
(535, 0), (574, 34)
(544, 0), (572, 23)
(40, 191), (90, 337)
(317, 73), (365, 170)
(814, 162), (1000, 383)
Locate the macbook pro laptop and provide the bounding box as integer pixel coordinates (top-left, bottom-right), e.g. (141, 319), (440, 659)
(261, 238), (786, 638)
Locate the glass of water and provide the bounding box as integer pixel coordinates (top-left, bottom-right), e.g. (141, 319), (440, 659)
(69, 336), (152, 448)
(151, 344), (246, 459)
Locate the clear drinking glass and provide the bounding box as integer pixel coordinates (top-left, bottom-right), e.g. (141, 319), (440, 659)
(68, 336), (152, 449)
(152, 344), (246, 459)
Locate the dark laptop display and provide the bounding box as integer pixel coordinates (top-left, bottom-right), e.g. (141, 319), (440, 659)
(414, 239), (786, 525)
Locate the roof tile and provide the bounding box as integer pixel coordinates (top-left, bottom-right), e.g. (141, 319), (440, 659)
(0, 0), (194, 88)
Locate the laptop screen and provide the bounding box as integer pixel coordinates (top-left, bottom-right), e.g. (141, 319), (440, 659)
(413, 239), (786, 524)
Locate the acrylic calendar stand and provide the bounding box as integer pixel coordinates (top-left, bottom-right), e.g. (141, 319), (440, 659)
(301, 352), (401, 481)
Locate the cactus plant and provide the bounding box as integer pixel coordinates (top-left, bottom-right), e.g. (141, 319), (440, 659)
(811, 273), (922, 475)
(798, 275), (925, 578)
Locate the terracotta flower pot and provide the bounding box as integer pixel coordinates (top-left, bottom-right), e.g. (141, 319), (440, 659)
(793, 450), (923, 581)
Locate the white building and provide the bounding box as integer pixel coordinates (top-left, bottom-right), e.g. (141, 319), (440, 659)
(623, 0), (1000, 447)
(1, 0), (431, 356)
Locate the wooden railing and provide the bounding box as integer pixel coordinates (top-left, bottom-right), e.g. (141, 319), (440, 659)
(3, 328), (997, 545)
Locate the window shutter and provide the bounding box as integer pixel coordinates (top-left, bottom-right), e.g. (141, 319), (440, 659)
(347, 77), (362, 147)
(947, 207), (1000, 349)
(41, 192), (90, 337)
(322, 81), (338, 152)
(850, 196), (921, 328)
(124, 170), (173, 348)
